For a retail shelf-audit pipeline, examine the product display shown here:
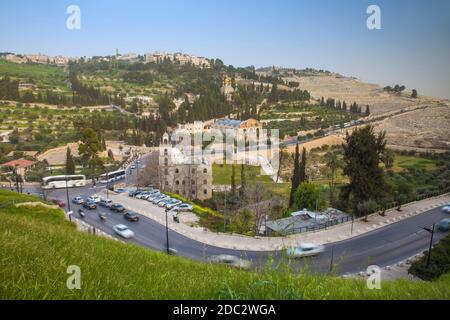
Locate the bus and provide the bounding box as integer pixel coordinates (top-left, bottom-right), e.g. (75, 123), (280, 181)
(42, 175), (87, 190)
(99, 169), (126, 184)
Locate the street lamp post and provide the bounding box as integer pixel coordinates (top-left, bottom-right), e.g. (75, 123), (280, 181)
(65, 176), (71, 212)
(165, 207), (170, 254)
(422, 224), (435, 269)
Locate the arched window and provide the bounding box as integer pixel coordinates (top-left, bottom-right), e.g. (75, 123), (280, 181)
(164, 149), (168, 156)
(203, 168), (207, 174)
(175, 180), (180, 185)
(164, 158), (168, 166)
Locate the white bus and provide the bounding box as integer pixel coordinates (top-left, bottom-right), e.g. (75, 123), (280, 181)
(42, 175), (87, 189)
(99, 169), (126, 184)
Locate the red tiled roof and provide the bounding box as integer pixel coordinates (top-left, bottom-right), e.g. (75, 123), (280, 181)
(0, 159), (36, 169)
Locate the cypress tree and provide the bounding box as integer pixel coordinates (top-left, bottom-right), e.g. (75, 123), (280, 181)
(65, 147), (75, 175)
(299, 147), (307, 183)
(289, 143), (301, 208)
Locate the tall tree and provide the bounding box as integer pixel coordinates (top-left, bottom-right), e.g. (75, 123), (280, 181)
(65, 147), (75, 175)
(299, 147), (307, 183)
(78, 128), (103, 177)
(325, 151), (342, 205)
(342, 125), (389, 214)
(289, 143), (301, 208)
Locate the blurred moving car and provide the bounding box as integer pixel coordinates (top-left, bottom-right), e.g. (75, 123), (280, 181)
(286, 243), (325, 258)
(208, 255), (252, 270)
(72, 196), (84, 205)
(98, 198), (113, 208)
(50, 199), (65, 207)
(124, 212), (140, 222)
(82, 201), (97, 210)
(442, 205), (450, 214)
(110, 204), (126, 212)
(437, 218), (450, 232)
(87, 195), (101, 203)
(112, 224), (135, 239)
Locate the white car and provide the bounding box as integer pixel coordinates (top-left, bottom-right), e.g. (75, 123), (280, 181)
(209, 255), (252, 269)
(87, 195), (101, 203)
(152, 196), (169, 204)
(174, 204), (193, 212)
(287, 243), (325, 258)
(158, 198), (174, 206)
(165, 200), (183, 210)
(112, 224), (135, 239)
(442, 206), (450, 214)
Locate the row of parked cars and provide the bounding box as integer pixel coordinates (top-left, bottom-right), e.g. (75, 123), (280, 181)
(129, 189), (193, 212)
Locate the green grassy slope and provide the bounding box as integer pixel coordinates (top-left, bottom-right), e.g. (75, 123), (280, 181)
(0, 189), (449, 300)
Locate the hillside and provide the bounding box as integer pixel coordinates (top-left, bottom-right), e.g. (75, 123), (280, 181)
(0, 189), (449, 300)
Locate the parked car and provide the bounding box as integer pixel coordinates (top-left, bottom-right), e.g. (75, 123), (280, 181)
(136, 193), (149, 200)
(165, 200), (183, 210)
(50, 199), (65, 207)
(437, 218), (450, 232)
(110, 204), (126, 212)
(287, 243), (325, 258)
(174, 204), (193, 212)
(72, 196), (84, 205)
(116, 188), (127, 194)
(152, 195), (170, 204)
(156, 197), (172, 206)
(147, 193), (162, 202)
(82, 201), (97, 210)
(124, 212), (140, 222)
(442, 206), (450, 214)
(208, 255), (252, 269)
(112, 224), (135, 239)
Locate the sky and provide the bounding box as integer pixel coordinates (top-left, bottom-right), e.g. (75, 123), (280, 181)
(0, 0), (449, 99)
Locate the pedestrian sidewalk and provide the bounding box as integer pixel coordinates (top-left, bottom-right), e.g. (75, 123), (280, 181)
(102, 191), (450, 251)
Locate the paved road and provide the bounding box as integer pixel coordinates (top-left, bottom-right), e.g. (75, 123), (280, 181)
(39, 184), (450, 275)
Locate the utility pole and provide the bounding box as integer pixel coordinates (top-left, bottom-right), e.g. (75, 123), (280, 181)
(65, 176), (71, 212)
(165, 207), (170, 254)
(422, 224), (435, 269)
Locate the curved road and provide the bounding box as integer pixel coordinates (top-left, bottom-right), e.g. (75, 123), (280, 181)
(43, 184), (450, 275)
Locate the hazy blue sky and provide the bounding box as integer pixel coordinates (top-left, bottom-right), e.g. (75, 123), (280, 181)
(0, 0), (449, 98)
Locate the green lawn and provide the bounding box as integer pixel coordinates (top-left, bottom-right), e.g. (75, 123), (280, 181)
(0, 190), (449, 300)
(0, 60), (68, 89)
(393, 155), (437, 173)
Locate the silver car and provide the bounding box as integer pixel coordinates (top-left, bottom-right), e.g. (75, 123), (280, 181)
(208, 255), (252, 269)
(287, 243), (325, 258)
(112, 224), (135, 239)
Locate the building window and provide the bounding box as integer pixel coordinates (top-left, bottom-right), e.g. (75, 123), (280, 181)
(164, 149), (168, 156)
(164, 158), (168, 166)
(203, 180), (207, 185)
(182, 180), (186, 185)
(165, 181), (169, 186)
(175, 180), (180, 185)
(191, 180), (195, 185)
(175, 169), (179, 174)
(191, 168), (196, 174)
(203, 189), (208, 195)
(203, 168), (207, 174)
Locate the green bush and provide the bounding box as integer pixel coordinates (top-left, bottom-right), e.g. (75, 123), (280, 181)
(409, 234), (450, 281)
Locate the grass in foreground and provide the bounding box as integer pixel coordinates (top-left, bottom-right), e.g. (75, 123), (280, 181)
(0, 189), (449, 300)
